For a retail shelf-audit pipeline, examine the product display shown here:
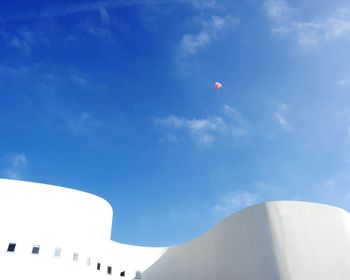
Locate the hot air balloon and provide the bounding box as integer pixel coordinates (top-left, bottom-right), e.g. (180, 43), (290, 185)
(214, 82), (222, 90)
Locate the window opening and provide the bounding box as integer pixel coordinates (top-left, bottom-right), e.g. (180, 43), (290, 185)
(135, 270), (142, 279)
(107, 266), (112, 275)
(97, 263), (101, 270)
(73, 252), (79, 261)
(7, 243), (16, 252)
(120, 271), (125, 277)
(54, 247), (61, 257)
(32, 245), (40, 254)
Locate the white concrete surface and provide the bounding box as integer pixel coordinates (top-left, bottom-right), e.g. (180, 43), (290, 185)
(0, 179), (113, 244)
(143, 201), (350, 280)
(1, 179), (350, 280)
(0, 179), (166, 280)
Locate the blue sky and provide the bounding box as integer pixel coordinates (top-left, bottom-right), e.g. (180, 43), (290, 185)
(1, 0), (350, 246)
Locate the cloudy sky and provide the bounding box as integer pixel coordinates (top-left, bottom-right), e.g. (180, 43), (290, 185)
(1, 0), (350, 246)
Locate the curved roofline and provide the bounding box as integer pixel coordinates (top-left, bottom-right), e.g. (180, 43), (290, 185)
(218, 200), (350, 225)
(165, 200), (350, 247)
(0, 178), (114, 214)
(2, 179), (348, 249)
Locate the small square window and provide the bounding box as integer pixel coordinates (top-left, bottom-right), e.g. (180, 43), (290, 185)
(32, 245), (40, 254)
(54, 247), (61, 257)
(135, 271), (141, 279)
(120, 271), (125, 277)
(97, 263), (101, 271)
(107, 266), (112, 275)
(7, 243), (16, 252)
(73, 252), (79, 261)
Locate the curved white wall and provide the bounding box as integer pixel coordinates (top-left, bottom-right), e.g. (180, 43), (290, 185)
(267, 202), (350, 280)
(0, 179), (113, 244)
(1, 179), (350, 280)
(0, 179), (167, 280)
(143, 203), (279, 280)
(142, 201), (350, 280)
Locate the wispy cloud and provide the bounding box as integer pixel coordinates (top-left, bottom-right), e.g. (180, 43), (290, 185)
(191, 0), (216, 10)
(154, 104), (248, 145)
(2, 27), (36, 55)
(265, 1), (350, 47)
(2, 0), (211, 22)
(68, 70), (106, 90)
(336, 78), (350, 87)
(213, 191), (260, 214)
(68, 112), (97, 134)
(324, 180), (336, 189)
(87, 24), (114, 41)
(2, 0), (135, 21)
(0, 64), (31, 76)
(274, 103), (291, 131)
(0, 63), (106, 94)
(264, 0), (291, 21)
(178, 15), (238, 56)
(155, 115), (222, 145)
(212, 180), (286, 216)
(51, 111), (100, 135)
(1, 153), (28, 180)
(1, 0), (220, 51)
(98, 6), (110, 24)
(1, 66), (105, 132)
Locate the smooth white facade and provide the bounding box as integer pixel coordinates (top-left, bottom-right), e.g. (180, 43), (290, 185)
(1, 179), (350, 280)
(0, 179), (166, 280)
(143, 202), (350, 280)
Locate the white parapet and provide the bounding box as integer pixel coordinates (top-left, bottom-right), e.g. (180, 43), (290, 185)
(1, 179), (350, 280)
(0, 179), (113, 244)
(142, 201), (350, 280)
(0, 179), (167, 280)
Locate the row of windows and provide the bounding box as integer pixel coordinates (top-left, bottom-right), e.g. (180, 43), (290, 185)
(6, 243), (122, 276)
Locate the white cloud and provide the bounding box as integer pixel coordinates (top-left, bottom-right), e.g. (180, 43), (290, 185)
(82, 20), (114, 41)
(43, 108), (100, 136)
(155, 115), (185, 128)
(178, 15), (239, 56)
(190, 0), (216, 10)
(2, 153), (28, 180)
(70, 73), (89, 87)
(155, 115), (223, 145)
(264, 0), (291, 21)
(3, 27), (36, 55)
(213, 191), (260, 214)
(222, 104), (248, 136)
(3, 1), (124, 21)
(325, 180), (336, 189)
(4, 0), (213, 22)
(180, 32), (211, 55)
(294, 18), (350, 47)
(61, 112), (99, 134)
(223, 104), (245, 124)
(336, 78), (350, 87)
(274, 103), (291, 131)
(99, 6), (110, 24)
(265, 1), (350, 47)
(155, 104), (248, 145)
(67, 69), (107, 91)
(87, 25), (113, 39)
(159, 132), (180, 143)
(187, 117), (223, 133)
(0, 64), (31, 76)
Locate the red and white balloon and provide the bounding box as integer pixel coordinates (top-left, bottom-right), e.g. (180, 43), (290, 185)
(214, 82), (222, 90)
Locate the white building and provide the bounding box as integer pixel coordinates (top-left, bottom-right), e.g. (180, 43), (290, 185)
(1, 178), (350, 280)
